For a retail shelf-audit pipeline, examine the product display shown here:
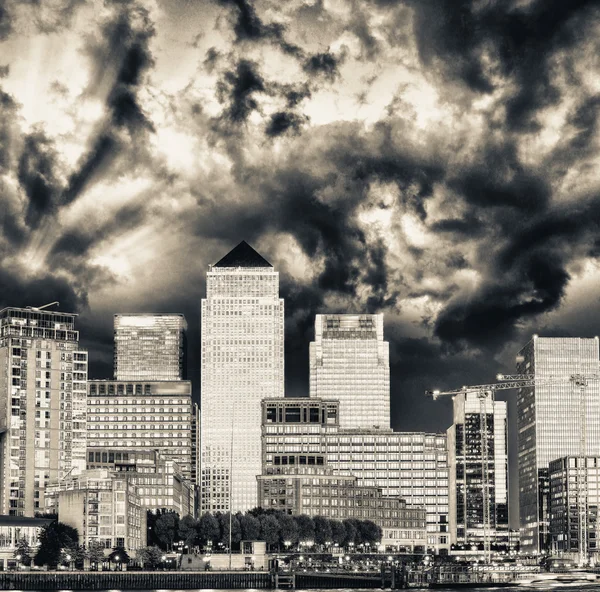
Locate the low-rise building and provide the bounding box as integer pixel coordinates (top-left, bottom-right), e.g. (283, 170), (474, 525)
(258, 465), (426, 552)
(86, 449), (194, 517)
(0, 515), (54, 570)
(45, 469), (146, 553)
(261, 398), (449, 553)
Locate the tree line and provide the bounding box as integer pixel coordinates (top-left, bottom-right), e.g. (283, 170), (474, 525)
(150, 508), (383, 552)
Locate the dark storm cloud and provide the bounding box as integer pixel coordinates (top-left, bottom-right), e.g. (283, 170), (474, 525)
(265, 111), (308, 137)
(449, 140), (551, 213)
(284, 83), (311, 108)
(216, 59), (267, 123)
(405, 0), (598, 128)
(302, 51), (343, 82)
(62, 2), (155, 207)
(0, 265), (87, 312)
(0, 2), (12, 40)
(216, 0), (302, 56)
(49, 203), (148, 262)
(18, 130), (62, 228)
(0, 65), (8, 78)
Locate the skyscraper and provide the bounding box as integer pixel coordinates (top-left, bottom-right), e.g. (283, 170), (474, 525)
(517, 336), (600, 553)
(0, 307), (88, 516)
(446, 392), (508, 549)
(114, 314), (187, 381)
(310, 314), (390, 430)
(201, 241), (284, 513)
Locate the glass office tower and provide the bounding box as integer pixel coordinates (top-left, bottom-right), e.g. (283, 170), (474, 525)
(517, 336), (600, 553)
(310, 314), (390, 430)
(447, 392), (508, 549)
(114, 314), (187, 381)
(0, 307), (88, 516)
(201, 241), (284, 513)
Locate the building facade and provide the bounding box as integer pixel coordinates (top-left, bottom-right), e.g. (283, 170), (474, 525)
(261, 398), (450, 553)
(0, 515), (54, 570)
(45, 469), (146, 552)
(86, 449), (194, 517)
(114, 314), (187, 381)
(201, 241), (284, 513)
(310, 314), (390, 430)
(258, 465), (427, 552)
(87, 380), (192, 479)
(549, 456), (600, 561)
(517, 336), (600, 553)
(0, 307), (88, 516)
(447, 392), (508, 549)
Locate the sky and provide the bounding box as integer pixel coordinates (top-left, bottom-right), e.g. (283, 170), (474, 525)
(2, 0), (600, 513)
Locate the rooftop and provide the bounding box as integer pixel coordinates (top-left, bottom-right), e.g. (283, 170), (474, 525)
(213, 241), (272, 268)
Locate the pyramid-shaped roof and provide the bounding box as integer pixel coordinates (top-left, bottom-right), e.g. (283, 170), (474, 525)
(213, 241), (273, 268)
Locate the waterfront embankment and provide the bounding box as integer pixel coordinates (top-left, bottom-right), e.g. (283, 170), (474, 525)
(0, 570), (385, 590)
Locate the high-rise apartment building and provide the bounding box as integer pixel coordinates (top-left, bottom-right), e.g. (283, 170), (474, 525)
(0, 307), (88, 516)
(447, 393), (508, 549)
(87, 379), (192, 479)
(310, 314), (389, 430)
(261, 398), (450, 553)
(114, 314), (187, 381)
(517, 336), (600, 553)
(201, 241), (284, 513)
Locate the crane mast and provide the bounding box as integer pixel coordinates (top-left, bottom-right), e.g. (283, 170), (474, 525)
(428, 373), (600, 566)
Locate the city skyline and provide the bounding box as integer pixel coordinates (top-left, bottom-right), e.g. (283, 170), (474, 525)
(0, 1), (599, 445)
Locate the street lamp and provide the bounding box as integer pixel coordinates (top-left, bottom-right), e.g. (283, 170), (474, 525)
(15, 554), (21, 570)
(114, 555), (120, 571)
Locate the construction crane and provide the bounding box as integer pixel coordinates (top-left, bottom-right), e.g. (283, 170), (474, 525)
(428, 372), (600, 566)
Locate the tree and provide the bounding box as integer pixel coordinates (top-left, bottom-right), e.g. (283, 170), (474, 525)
(278, 514), (299, 548)
(295, 515), (315, 543)
(154, 512), (179, 551)
(359, 520), (382, 546)
(35, 522), (78, 568)
(14, 538), (33, 567)
(218, 513), (242, 548)
(260, 514), (280, 548)
(86, 541), (106, 568)
(178, 515), (198, 548)
(197, 512), (220, 547)
(342, 519), (357, 547)
(239, 514), (261, 541)
(314, 516), (333, 546)
(137, 546), (164, 569)
(61, 544), (85, 569)
(330, 520), (346, 547)
(108, 547), (130, 564)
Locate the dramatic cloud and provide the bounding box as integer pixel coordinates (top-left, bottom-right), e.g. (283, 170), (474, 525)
(1, 0), (600, 490)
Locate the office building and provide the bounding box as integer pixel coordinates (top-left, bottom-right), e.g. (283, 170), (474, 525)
(549, 456), (600, 561)
(87, 379), (192, 479)
(86, 449), (194, 517)
(517, 336), (600, 553)
(0, 307), (88, 516)
(201, 241), (284, 513)
(45, 469), (146, 552)
(191, 403), (200, 486)
(0, 515), (54, 570)
(310, 314), (390, 430)
(261, 398), (450, 553)
(447, 393), (508, 549)
(114, 314), (187, 381)
(258, 465), (427, 551)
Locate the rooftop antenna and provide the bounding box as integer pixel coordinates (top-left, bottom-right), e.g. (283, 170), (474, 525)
(29, 301), (60, 311)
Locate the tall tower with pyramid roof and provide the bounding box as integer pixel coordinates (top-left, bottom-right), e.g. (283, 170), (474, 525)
(200, 241), (284, 513)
